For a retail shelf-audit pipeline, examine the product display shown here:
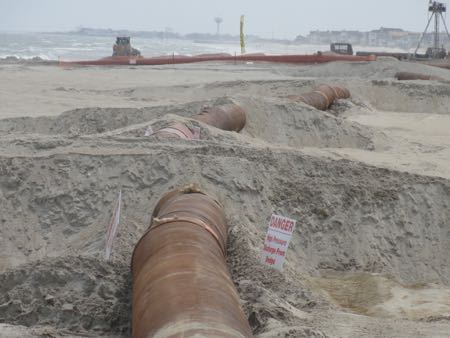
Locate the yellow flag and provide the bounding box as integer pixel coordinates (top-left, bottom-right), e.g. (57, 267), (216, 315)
(240, 15), (246, 55)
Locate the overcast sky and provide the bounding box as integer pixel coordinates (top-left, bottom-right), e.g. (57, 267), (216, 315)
(0, 0), (443, 38)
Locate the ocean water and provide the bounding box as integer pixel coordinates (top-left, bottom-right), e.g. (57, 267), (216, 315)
(0, 32), (414, 61)
(0, 32), (334, 61)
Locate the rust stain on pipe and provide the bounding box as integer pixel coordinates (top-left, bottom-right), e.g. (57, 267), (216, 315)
(395, 72), (444, 81)
(131, 186), (253, 338)
(151, 122), (196, 139)
(151, 104), (246, 140)
(300, 91), (331, 111)
(193, 104), (246, 132)
(315, 85), (336, 106)
(288, 85), (351, 110)
(333, 86), (351, 99)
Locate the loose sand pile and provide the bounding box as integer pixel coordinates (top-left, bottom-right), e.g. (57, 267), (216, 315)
(0, 60), (449, 337)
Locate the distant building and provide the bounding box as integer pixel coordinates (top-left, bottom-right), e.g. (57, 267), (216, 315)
(298, 27), (450, 49)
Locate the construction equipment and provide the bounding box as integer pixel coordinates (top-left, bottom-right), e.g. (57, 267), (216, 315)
(330, 43), (354, 55)
(415, 1), (450, 59)
(112, 37), (141, 57)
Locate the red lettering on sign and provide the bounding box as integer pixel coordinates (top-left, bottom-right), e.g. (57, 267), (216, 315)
(273, 236), (287, 246)
(265, 256), (276, 265)
(263, 245), (276, 255)
(288, 221), (294, 232)
(276, 248), (286, 257)
(270, 216), (295, 234)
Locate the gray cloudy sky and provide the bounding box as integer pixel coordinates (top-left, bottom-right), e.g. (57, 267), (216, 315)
(0, 0), (442, 38)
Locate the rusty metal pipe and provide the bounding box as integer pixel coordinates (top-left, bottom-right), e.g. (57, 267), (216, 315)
(193, 104), (247, 132)
(332, 86), (351, 99)
(288, 85), (351, 110)
(395, 72), (444, 81)
(315, 84), (337, 106)
(151, 104), (246, 139)
(64, 53), (377, 67)
(131, 187), (253, 338)
(151, 122), (196, 139)
(296, 91), (331, 111)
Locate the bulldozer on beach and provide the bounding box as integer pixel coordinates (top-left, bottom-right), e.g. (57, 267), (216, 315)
(112, 37), (141, 57)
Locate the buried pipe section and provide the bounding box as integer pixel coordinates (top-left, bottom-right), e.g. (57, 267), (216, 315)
(151, 103), (247, 139)
(395, 72), (444, 81)
(193, 104), (247, 132)
(131, 186), (253, 338)
(288, 84), (351, 111)
(151, 122), (198, 139)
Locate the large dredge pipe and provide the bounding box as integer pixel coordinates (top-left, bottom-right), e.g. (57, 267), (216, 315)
(131, 187), (253, 338)
(193, 104), (246, 132)
(61, 53), (377, 67)
(152, 104), (246, 139)
(288, 84), (350, 111)
(151, 122), (198, 140)
(356, 51), (409, 60)
(395, 71), (444, 81)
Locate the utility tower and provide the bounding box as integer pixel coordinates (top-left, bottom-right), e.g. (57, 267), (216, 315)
(415, 1), (450, 58)
(214, 17), (223, 36)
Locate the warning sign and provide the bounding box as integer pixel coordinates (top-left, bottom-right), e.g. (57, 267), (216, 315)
(261, 214), (296, 271)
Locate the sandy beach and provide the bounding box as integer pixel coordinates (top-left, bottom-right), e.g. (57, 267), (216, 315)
(0, 58), (449, 337)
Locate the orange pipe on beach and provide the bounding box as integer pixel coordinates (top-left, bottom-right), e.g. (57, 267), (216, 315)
(131, 186), (253, 338)
(61, 53), (376, 67)
(288, 85), (351, 110)
(151, 122), (197, 139)
(395, 72), (444, 81)
(291, 91), (330, 111)
(193, 104), (246, 132)
(151, 104), (246, 139)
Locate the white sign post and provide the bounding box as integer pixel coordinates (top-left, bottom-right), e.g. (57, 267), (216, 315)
(105, 190), (122, 261)
(261, 214), (296, 271)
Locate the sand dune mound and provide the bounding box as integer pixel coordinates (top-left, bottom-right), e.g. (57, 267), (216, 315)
(237, 96), (377, 149)
(284, 59), (450, 81)
(0, 93), (379, 151)
(0, 257), (130, 335)
(351, 80), (450, 114)
(0, 103), (202, 136)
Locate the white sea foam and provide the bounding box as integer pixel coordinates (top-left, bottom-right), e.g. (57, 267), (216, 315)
(0, 32), (417, 61)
